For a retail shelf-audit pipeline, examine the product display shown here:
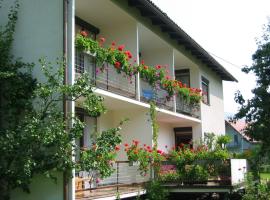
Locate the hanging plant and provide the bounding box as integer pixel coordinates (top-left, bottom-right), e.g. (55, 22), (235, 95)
(75, 33), (202, 106)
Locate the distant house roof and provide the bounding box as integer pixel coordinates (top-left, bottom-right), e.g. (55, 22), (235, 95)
(225, 120), (258, 144)
(128, 0), (238, 82)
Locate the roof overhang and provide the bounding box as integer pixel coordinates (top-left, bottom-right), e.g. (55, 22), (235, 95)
(128, 0), (238, 82)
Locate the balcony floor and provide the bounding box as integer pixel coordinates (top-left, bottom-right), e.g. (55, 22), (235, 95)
(76, 184), (144, 200)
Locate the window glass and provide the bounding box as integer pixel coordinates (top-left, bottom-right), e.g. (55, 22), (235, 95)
(175, 69), (190, 87)
(201, 76), (209, 105)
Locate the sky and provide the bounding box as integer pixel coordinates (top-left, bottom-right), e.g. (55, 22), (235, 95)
(151, 0), (270, 117)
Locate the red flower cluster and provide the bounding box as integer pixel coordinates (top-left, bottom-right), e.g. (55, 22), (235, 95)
(80, 30), (88, 37)
(124, 50), (133, 59)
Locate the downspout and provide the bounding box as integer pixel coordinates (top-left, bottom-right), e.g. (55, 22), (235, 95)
(64, 0), (76, 199)
(63, 0), (68, 199)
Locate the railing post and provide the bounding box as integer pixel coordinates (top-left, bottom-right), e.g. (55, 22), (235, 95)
(106, 63), (109, 90)
(117, 162), (119, 193)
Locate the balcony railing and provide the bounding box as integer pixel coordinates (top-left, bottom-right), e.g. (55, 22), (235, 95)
(76, 51), (201, 119)
(140, 79), (174, 111)
(75, 161), (148, 200)
(76, 51), (136, 99)
(159, 160), (232, 187)
(76, 159), (247, 199)
(176, 96), (200, 118)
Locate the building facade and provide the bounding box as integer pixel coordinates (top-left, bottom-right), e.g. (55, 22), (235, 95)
(0, 0), (237, 199)
(226, 121), (257, 153)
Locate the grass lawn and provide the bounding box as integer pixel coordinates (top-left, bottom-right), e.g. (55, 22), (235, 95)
(260, 173), (270, 180)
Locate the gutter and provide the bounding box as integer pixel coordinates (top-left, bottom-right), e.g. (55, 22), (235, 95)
(129, 0), (238, 82)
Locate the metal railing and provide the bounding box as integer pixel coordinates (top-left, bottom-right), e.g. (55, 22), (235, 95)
(140, 79), (174, 111)
(75, 51), (137, 99)
(75, 161), (149, 192)
(158, 160), (232, 186)
(176, 96), (200, 118)
(76, 51), (201, 118)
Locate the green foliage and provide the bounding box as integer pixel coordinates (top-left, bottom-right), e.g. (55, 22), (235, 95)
(158, 170), (179, 182)
(125, 140), (166, 176)
(242, 173), (270, 200)
(145, 181), (169, 200)
(233, 21), (270, 154)
(181, 165), (209, 183)
(150, 102), (158, 151)
(166, 136), (231, 184)
(77, 123), (122, 178)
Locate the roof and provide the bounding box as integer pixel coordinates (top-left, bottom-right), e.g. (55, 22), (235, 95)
(128, 0), (238, 82)
(225, 120), (258, 144)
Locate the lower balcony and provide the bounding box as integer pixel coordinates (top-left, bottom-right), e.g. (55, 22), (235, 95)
(75, 161), (147, 200)
(75, 159), (247, 199)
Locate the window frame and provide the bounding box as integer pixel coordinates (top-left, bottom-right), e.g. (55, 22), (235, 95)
(175, 69), (190, 87)
(201, 76), (210, 105)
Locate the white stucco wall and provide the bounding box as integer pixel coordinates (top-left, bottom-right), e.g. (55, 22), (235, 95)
(97, 107), (152, 160)
(200, 65), (225, 136)
(0, 0), (64, 80)
(158, 122), (175, 152)
(231, 159), (248, 185)
(0, 0), (65, 199)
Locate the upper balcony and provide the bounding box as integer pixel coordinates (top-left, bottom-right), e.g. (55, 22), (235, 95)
(75, 0), (201, 120)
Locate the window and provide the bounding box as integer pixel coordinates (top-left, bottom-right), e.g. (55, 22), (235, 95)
(75, 16), (99, 74)
(234, 135), (239, 144)
(75, 108), (97, 149)
(175, 69), (190, 87)
(201, 76), (210, 105)
(174, 127), (192, 147)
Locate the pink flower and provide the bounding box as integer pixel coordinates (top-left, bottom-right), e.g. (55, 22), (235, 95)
(96, 178), (100, 184)
(99, 37), (106, 43)
(80, 30), (88, 37)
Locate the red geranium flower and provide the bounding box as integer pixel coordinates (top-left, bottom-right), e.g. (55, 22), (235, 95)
(115, 146), (120, 151)
(143, 65), (148, 70)
(118, 45), (125, 51)
(111, 41), (116, 46)
(155, 65), (161, 70)
(114, 61), (121, 69)
(124, 143), (129, 147)
(157, 149), (162, 154)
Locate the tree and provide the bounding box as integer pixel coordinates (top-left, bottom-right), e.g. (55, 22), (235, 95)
(234, 21), (270, 154)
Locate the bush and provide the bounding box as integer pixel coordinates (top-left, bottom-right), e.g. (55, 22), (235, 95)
(145, 181), (169, 200)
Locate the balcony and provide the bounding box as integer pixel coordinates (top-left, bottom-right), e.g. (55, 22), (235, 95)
(140, 79), (174, 111)
(75, 51), (137, 99)
(75, 161), (148, 200)
(75, 51), (200, 119)
(176, 96), (200, 118)
(75, 159), (247, 199)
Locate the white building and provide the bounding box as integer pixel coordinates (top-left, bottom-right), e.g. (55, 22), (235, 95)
(0, 0), (238, 200)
